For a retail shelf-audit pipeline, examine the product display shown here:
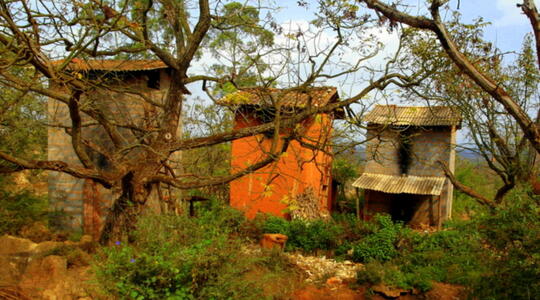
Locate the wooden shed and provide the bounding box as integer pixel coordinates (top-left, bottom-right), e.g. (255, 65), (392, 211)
(352, 105), (461, 227)
(220, 87), (342, 219)
(48, 59), (179, 237)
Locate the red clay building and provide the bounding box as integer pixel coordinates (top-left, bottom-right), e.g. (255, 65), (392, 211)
(220, 87), (342, 219)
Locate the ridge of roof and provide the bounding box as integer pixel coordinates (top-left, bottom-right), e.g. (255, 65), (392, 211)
(363, 104), (462, 127)
(218, 86), (338, 108)
(51, 59), (168, 72)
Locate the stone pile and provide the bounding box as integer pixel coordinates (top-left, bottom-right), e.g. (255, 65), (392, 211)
(286, 252), (363, 284)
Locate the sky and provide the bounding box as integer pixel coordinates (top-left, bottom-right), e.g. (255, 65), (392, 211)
(190, 0), (539, 95)
(262, 0), (539, 146)
(272, 0), (538, 56)
(186, 0), (539, 145)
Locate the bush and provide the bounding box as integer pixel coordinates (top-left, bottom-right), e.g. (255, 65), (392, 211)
(355, 191), (540, 298)
(0, 189), (48, 235)
(356, 227), (482, 292)
(262, 216), (342, 252)
(467, 191), (540, 299)
(352, 214), (407, 263)
(94, 205), (299, 299)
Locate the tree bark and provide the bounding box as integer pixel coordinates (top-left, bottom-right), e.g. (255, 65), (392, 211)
(362, 0), (540, 155)
(437, 161), (496, 209)
(99, 172), (150, 245)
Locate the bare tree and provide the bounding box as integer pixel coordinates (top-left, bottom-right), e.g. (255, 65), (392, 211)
(0, 0), (421, 243)
(360, 0), (540, 155)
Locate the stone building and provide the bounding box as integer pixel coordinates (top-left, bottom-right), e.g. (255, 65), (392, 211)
(352, 105), (461, 227)
(220, 87), (343, 219)
(48, 59), (177, 237)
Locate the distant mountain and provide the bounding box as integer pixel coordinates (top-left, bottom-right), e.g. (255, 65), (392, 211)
(457, 149), (483, 161)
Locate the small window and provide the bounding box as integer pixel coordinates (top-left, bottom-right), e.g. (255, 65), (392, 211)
(147, 72), (160, 89)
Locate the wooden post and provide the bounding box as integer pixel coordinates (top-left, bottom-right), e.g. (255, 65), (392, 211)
(355, 188), (360, 219)
(437, 196), (442, 229)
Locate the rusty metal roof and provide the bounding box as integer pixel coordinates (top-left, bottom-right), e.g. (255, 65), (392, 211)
(52, 59), (168, 72)
(218, 87), (338, 108)
(352, 173), (446, 195)
(364, 105), (461, 127)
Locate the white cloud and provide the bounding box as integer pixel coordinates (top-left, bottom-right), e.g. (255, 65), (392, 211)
(493, 0), (540, 27)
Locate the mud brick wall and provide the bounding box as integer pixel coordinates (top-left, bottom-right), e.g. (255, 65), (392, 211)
(47, 69), (180, 232)
(363, 125), (455, 222)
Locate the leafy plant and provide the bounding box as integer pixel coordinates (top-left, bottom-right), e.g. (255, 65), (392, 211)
(262, 216), (342, 252)
(94, 205), (299, 299)
(0, 188), (48, 235)
(352, 214), (407, 263)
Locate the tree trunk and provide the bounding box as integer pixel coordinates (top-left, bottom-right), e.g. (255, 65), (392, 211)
(99, 172), (151, 245)
(494, 180), (515, 204)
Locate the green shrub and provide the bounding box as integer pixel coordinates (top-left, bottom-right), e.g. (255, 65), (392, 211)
(262, 216), (342, 252)
(0, 189), (48, 235)
(355, 191), (540, 298)
(352, 214), (407, 263)
(467, 191), (540, 299)
(356, 229), (481, 292)
(94, 205), (298, 299)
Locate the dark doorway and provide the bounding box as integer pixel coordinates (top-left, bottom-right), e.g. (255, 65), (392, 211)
(390, 194), (425, 223)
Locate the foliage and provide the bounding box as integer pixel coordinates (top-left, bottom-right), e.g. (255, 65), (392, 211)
(182, 103), (234, 202)
(402, 14), (540, 202)
(0, 186), (48, 235)
(351, 214), (407, 263)
(262, 216), (342, 252)
(451, 156), (496, 217)
(94, 204), (298, 299)
(355, 190), (540, 298)
(468, 190), (540, 299)
(356, 225), (483, 292)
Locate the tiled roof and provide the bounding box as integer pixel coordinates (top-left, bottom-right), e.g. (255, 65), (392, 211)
(363, 105), (461, 127)
(352, 173), (446, 195)
(218, 87), (338, 108)
(52, 59), (168, 72)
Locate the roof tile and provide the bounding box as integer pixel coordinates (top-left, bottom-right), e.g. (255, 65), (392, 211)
(364, 105), (461, 126)
(352, 173), (446, 195)
(218, 87), (338, 107)
(52, 59), (168, 72)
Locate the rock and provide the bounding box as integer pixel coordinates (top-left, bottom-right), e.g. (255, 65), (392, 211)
(261, 234), (288, 250)
(0, 256), (23, 286)
(371, 284), (407, 298)
(287, 252), (363, 284)
(79, 235), (93, 244)
(77, 235), (97, 253)
(33, 241), (63, 255)
(325, 276), (342, 285)
(20, 255), (67, 286)
(424, 282), (465, 300)
(18, 222), (52, 243)
(0, 235), (37, 255)
(19, 255), (67, 299)
(292, 285), (364, 300)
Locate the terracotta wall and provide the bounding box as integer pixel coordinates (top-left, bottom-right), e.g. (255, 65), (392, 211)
(229, 111), (335, 219)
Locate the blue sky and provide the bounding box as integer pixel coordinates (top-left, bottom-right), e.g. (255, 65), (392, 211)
(272, 0), (539, 54)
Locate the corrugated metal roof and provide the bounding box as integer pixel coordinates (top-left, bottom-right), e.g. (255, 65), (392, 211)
(363, 105), (461, 126)
(218, 87), (338, 108)
(352, 173), (446, 195)
(52, 59), (168, 72)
